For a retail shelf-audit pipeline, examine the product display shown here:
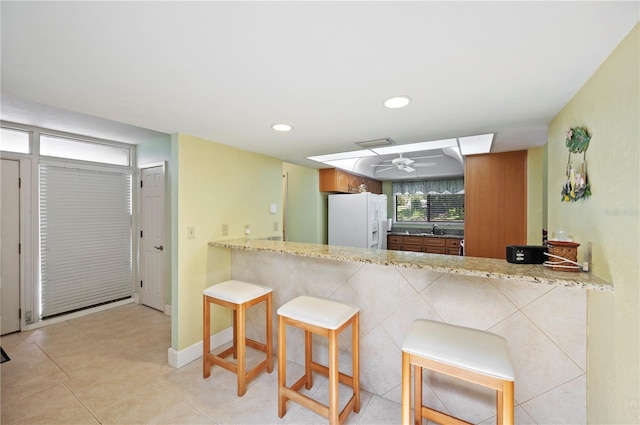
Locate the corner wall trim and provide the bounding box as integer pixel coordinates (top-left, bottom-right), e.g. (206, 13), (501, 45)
(167, 326), (232, 369)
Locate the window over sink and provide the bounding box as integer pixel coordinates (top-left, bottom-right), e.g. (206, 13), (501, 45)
(393, 178), (464, 223)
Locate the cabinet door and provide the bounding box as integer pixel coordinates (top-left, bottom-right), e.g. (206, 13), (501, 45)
(349, 175), (362, 193)
(366, 178), (382, 194)
(425, 246), (447, 254)
(387, 235), (403, 250)
(336, 170), (351, 192)
(403, 236), (424, 252)
(424, 237), (446, 254)
(465, 151), (527, 259)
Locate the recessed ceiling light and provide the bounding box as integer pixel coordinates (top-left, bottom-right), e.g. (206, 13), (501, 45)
(272, 123), (293, 132)
(384, 95), (412, 109)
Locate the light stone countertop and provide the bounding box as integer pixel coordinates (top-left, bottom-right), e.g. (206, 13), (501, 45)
(209, 238), (613, 291)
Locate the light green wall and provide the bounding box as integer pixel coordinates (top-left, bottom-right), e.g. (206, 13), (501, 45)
(137, 136), (173, 307)
(137, 136), (172, 166)
(527, 147), (544, 245)
(548, 24), (639, 423)
(282, 162), (325, 244)
(172, 133), (283, 351)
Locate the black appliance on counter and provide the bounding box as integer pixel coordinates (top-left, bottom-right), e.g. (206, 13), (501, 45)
(506, 245), (548, 264)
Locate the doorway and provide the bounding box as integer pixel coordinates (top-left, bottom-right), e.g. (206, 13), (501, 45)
(1, 159), (21, 334)
(139, 164), (166, 312)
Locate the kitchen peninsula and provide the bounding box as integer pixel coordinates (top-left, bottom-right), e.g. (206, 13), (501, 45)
(208, 238), (611, 424)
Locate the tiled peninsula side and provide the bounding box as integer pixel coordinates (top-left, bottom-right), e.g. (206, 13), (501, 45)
(209, 239), (612, 424)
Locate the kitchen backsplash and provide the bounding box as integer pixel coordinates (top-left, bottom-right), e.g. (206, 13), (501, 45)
(390, 223), (464, 237)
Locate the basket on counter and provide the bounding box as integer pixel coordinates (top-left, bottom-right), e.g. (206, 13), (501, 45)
(546, 241), (581, 272)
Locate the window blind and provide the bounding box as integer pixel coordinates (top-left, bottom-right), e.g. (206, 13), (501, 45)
(39, 165), (132, 319)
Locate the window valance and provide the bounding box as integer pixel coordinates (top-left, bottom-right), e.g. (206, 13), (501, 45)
(392, 178), (464, 195)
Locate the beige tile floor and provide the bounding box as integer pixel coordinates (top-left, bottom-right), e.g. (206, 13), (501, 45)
(0, 303), (400, 425)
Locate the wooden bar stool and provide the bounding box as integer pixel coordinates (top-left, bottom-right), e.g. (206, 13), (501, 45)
(277, 295), (360, 425)
(401, 319), (515, 425)
(203, 280), (273, 396)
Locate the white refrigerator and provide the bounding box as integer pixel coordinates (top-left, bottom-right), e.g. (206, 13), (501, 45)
(328, 192), (388, 250)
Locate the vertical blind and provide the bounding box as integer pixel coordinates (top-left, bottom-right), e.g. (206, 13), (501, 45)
(40, 165), (132, 318)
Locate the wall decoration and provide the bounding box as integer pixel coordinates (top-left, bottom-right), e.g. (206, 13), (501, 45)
(561, 127), (591, 202)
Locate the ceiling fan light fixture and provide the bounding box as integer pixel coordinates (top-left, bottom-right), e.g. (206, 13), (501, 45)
(383, 95), (412, 109)
(271, 123), (293, 132)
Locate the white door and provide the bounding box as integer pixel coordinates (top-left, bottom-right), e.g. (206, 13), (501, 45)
(1, 159), (21, 334)
(140, 165), (166, 312)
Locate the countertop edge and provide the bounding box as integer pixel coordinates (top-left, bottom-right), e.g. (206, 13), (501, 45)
(209, 239), (613, 292)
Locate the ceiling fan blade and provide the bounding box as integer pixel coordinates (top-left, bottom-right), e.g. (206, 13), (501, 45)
(404, 166), (415, 172)
(374, 167), (395, 173)
(412, 163), (437, 167)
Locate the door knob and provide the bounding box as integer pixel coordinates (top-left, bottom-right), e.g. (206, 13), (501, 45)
(154, 245), (164, 251)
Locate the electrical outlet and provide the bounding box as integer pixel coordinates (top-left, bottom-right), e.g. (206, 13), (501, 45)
(244, 224), (251, 235)
(221, 224), (229, 236)
(187, 226), (195, 239)
(273, 221), (278, 231)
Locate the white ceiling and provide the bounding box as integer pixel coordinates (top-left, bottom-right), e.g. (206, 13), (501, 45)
(1, 2), (638, 180)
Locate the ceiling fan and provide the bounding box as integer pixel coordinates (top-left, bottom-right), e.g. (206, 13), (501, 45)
(372, 154), (443, 173)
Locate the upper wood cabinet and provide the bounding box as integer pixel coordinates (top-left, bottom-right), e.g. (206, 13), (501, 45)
(464, 150), (527, 259)
(319, 168), (382, 194)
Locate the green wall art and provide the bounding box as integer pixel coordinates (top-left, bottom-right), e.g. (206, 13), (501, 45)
(561, 127), (591, 202)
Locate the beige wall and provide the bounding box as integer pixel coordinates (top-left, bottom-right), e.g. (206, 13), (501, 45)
(172, 134), (283, 351)
(547, 24), (639, 423)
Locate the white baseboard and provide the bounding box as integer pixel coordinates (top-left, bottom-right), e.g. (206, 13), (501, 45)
(168, 326), (233, 369)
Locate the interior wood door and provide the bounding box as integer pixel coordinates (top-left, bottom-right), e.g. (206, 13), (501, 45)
(464, 151), (527, 259)
(1, 159), (21, 334)
(140, 165), (166, 312)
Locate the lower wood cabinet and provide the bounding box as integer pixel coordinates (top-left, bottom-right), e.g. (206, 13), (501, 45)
(387, 235), (462, 255)
(387, 235), (403, 251)
(446, 238), (461, 255)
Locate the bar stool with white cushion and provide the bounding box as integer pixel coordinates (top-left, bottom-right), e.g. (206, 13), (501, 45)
(277, 295), (360, 425)
(401, 319), (515, 425)
(203, 280), (273, 396)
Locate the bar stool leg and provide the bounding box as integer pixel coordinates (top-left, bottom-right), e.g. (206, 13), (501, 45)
(203, 296), (211, 379)
(414, 364), (422, 425)
(236, 304), (246, 396)
(305, 329), (313, 389)
(232, 309), (238, 359)
(278, 315), (287, 418)
(266, 293), (274, 373)
(352, 313), (360, 413)
(401, 352), (411, 425)
(501, 380), (514, 425)
(328, 329), (339, 425)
